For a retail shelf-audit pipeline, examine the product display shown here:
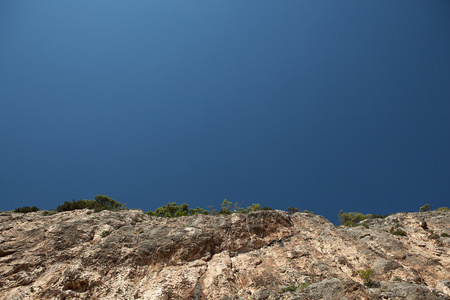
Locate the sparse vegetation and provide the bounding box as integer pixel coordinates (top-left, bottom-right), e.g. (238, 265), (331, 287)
(219, 199), (232, 215)
(145, 200), (270, 217)
(441, 233), (449, 238)
(419, 204), (432, 212)
(357, 268), (375, 287)
(42, 210), (57, 216)
(260, 206), (273, 211)
(4, 197), (449, 225)
(391, 228), (407, 236)
(207, 205), (218, 215)
(287, 206), (300, 215)
(429, 233), (440, 240)
(279, 285), (297, 293)
(372, 214), (388, 219)
(390, 219), (407, 236)
(279, 282), (311, 293)
(56, 195), (123, 212)
(145, 202), (209, 217)
(338, 210), (372, 227)
(101, 231), (110, 237)
(298, 282), (311, 291)
(14, 206), (40, 213)
(235, 202), (262, 214)
(436, 207), (449, 212)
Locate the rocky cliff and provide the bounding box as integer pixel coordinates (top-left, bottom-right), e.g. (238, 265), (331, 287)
(0, 209), (449, 299)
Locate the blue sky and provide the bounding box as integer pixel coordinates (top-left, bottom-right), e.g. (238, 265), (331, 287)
(1, 1), (449, 223)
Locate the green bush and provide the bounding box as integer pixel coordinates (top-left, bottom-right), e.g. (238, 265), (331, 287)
(287, 206), (300, 215)
(436, 207), (449, 212)
(357, 268), (375, 287)
(260, 206), (273, 211)
(298, 282), (311, 291)
(94, 195), (123, 210)
(42, 210), (57, 216)
(280, 283), (311, 293)
(57, 199), (97, 212)
(441, 233), (449, 238)
(280, 285), (297, 293)
(146, 200), (268, 218)
(338, 210), (372, 227)
(240, 203), (262, 214)
(207, 205), (218, 215)
(218, 199), (232, 215)
(391, 228), (407, 236)
(218, 199), (265, 215)
(146, 202), (209, 218)
(419, 204), (432, 212)
(14, 206), (40, 213)
(56, 195), (123, 212)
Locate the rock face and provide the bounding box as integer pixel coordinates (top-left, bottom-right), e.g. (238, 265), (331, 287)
(0, 209), (449, 299)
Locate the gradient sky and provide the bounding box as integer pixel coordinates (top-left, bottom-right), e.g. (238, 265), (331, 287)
(1, 1), (449, 223)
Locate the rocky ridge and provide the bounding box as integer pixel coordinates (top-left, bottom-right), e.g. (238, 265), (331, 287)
(0, 209), (449, 299)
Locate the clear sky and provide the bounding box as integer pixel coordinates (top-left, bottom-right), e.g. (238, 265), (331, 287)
(1, 1), (449, 223)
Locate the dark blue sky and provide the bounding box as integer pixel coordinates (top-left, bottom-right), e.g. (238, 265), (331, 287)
(1, 1), (449, 223)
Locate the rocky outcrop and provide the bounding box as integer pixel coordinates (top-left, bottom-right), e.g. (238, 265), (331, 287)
(0, 209), (449, 299)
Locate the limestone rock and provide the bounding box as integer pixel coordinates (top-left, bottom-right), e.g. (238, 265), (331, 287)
(0, 209), (449, 299)
(373, 258), (402, 273)
(438, 281), (450, 296)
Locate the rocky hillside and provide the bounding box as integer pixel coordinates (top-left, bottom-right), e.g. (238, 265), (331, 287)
(0, 209), (449, 299)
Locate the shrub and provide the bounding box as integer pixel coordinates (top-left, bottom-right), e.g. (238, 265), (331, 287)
(372, 214), (388, 219)
(42, 210), (57, 216)
(94, 195), (123, 210)
(441, 233), (449, 238)
(241, 203), (262, 214)
(101, 231), (110, 238)
(429, 233), (440, 240)
(14, 206), (40, 213)
(298, 282), (311, 291)
(260, 206), (273, 211)
(287, 206), (300, 215)
(280, 285), (297, 293)
(357, 268), (375, 287)
(218, 199), (232, 215)
(436, 207), (449, 212)
(146, 200), (267, 218)
(207, 205), (218, 215)
(419, 204), (432, 212)
(57, 199), (97, 212)
(56, 195), (123, 212)
(338, 210), (372, 227)
(217, 199), (264, 215)
(146, 202), (209, 218)
(391, 228), (407, 236)
(188, 207), (209, 215)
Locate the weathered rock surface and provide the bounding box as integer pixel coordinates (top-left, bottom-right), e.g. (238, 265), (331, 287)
(0, 209), (449, 299)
